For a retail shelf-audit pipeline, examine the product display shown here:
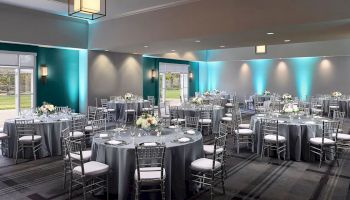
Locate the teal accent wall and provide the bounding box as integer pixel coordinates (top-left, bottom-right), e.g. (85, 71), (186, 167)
(249, 59), (273, 95)
(142, 57), (200, 104)
(0, 42), (81, 112)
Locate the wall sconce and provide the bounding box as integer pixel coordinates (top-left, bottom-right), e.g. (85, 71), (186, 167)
(189, 71), (193, 81)
(40, 64), (48, 83)
(151, 69), (156, 80)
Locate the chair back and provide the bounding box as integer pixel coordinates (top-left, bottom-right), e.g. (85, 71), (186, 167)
(329, 99), (339, 107)
(110, 96), (117, 101)
(61, 127), (70, 158)
(15, 119), (35, 139)
(212, 133), (228, 168)
(185, 116), (199, 129)
(200, 107), (212, 119)
(322, 120), (339, 144)
(66, 139), (85, 175)
(91, 119), (107, 135)
(72, 115), (86, 133)
(261, 119), (279, 142)
(87, 106), (97, 121)
(101, 99), (108, 108)
(135, 145), (166, 181)
(55, 106), (69, 113)
(147, 96), (155, 106)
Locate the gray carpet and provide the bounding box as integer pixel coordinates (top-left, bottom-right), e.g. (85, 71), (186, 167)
(0, 116), (349, 200)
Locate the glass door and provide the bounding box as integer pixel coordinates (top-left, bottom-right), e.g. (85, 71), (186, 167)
(19, 68), (34, 112)
(0, 67), (17, 125)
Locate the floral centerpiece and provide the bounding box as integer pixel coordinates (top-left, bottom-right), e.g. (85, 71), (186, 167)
(264, 90), (271, 96)
(37, 102), (55, 116)
(204, 91), (211, 97)
(136, 113), (158, 130)
(191, 97), (203, 105)
(213, 89), (220, 94)
(124, 92), (134, 100)
(332, 91), (342, 97)
(283, 103), (299, 113)
(282, 93), (293, 102)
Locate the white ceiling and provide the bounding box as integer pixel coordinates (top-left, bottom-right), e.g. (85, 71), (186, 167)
(0, 0), (198, 22)
(2, 0), (350, 55)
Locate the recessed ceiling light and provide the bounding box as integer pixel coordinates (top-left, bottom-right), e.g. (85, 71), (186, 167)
(266, 32), (275, 35)
(220, 45), (225, 48)
(144, 45), (149, 48)
(284, 39), (291, 42)
(105, 50), (109, 51)
(171, 50), (176, 52)
(195, 40), (201, 43)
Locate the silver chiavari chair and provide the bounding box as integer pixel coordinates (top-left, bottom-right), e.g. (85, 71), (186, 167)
(87, 106), (97, 125)
(232, 111), (254, 154)
(141, 99), (153, 115)
(70, 115), (86, 140)
(110, 96), (117, 101)
(101, 98), (115, 122)
(261, 119), (286, 160)
(66, 139), (109, 200)
(190, 132), (227, 200)
(204, 122), (228, 156)
(328, 99), (339, 117)
(124, 100), (137, 123)
(15, 119), (42, 164)
(0, 127), (9, 156)
(91, 119), (107, 136)
(199, 107), (213, 135)
(333, 111), (345, 132)
(134, 145), (166, 200)
(310, 97), (323, 116)
(170, 106), (185, 126)
(185, 116), (199, 130)
(309, 120), (339, 168)
(254, 96), (265, 113)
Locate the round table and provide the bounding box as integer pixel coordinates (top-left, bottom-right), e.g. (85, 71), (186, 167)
(91, 128), (203, 200)
(108, 100), (150, 121)
(3, 113), (83, 158)
(170, 105), (224, 132)
(250, 113), (326, 161)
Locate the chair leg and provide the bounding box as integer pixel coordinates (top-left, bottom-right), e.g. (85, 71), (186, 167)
(106, 174), (109, 200)
(63, 163), (67, 189)
(69, 174), (73, 200)
(33, 145), (37, 160)
(161, 180), (165, 200)
(261, 140), (265, 158)
(82, 177), (87, 200)
(15, 143), (19, 164)
(221, 168), (225, 194)
(319, 150), (323, 168)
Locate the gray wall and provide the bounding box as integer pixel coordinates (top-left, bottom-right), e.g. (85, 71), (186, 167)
(0, 3), (88, 49)
(88, 51), (143, 106)
(201, 56), (350, 99)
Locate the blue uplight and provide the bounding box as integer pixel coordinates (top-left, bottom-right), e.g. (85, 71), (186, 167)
(249, 59), (273, 95)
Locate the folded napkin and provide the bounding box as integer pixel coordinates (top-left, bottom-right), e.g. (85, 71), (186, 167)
(178, 137), (190, 143)
(168, 126), (176, 129)
(187, 130), (196, 134)
(107, 140), (122, 145)
(99, 134), (108, 138)
(143, 142), (157, 146)
(278, 120), (285, 123)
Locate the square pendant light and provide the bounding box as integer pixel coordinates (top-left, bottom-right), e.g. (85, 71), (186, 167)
(68, 0), (106, 20)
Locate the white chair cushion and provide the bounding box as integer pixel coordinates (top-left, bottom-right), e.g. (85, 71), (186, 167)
(203, 145), (223, 155)
(107, 108), (115, 112)
(225, 103), (233, 107)
(239, 123), (250, 129)
(171, 118), (185, 122)
(309, 137), (335, 145)
(264, 134), (286, 142)
(69, 131), (84, 138)
(19, 135), (42, 144)
(311, 108), (322, 113)
(125, 109), (136, 112)
(329, 106), (339, 109)
(199, 119), (212, 124)
(84, 125), (98, 131)
(0, 133), (8, 140)
(134, 167), (166, 181)
(190, 158), (221, 171)
(225, 113), (232, 117)
(332, 133), (350, 140)
(235, 129), (253, 135)
(87, 120), (92, 125)
(67, 150), (92, 161)
(73, 161), (109, 176)
(0, 127), (3, 132)
(142, 108), (153, 111)
(221, 117), (232, 121)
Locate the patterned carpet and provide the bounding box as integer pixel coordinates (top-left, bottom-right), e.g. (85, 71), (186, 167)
(0, 115), (349, 199)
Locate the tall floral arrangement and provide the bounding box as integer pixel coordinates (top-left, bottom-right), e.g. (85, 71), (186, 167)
(283, 103), (299, 113)
(264, 90), (271, 96)
(282, 93), (293, 102)
(124, 93), (134, 100)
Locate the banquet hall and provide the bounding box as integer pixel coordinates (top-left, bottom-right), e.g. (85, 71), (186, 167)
(0, 0), (350, 199)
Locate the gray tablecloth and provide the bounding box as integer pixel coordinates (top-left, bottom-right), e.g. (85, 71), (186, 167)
(170, 105), (224, 132)
(2, 114), (81, 158)
(108, 100), (150, 121)
(91, 128), (203, 200)
(250, 114), (324, 161)
(322, 99), (350, 117)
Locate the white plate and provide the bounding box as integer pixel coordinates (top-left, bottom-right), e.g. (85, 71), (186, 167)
(187, 130), (196, 135)
(169, 126), (176, 129)
(106, 140), (122, 145)
(99, 134), (108, 138)
(143, 142), (157, 146)
(178, 137), (190, 143)
(305, 121), (316, 125)
(256, 114), (265, 117)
